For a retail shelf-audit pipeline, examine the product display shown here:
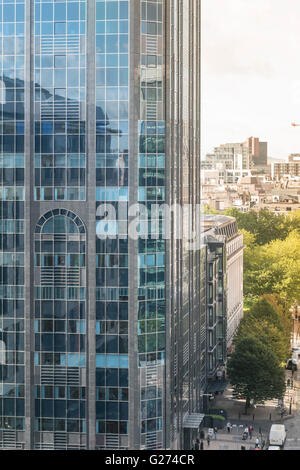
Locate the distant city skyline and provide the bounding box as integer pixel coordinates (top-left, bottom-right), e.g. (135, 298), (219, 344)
(202, 0), (300, 161)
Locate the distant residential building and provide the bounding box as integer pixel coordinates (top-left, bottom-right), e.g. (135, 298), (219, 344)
(202, 216), (244, 386)
(271, 155), (300, 180)
(203, 137), (268, 174)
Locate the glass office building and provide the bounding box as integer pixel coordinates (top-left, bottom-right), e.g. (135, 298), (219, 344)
(0, 0), (201, 449)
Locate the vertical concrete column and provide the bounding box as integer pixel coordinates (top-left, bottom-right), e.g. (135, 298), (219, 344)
(86, 0), (96, 450)
(24, 0), (34, 450)
(128, 0), (140, 450)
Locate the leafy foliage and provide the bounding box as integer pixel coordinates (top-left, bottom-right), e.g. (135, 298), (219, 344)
(227, 335), (286, 410)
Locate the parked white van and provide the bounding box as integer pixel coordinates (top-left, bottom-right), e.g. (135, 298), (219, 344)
(269, 424), (286, 447)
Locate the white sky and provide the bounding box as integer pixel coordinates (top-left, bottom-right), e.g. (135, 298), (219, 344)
(202, 0), (300, 160)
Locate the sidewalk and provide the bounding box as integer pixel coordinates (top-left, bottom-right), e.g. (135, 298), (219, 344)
(203, 431), (259, 451)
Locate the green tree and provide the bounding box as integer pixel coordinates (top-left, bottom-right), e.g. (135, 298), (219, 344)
(235, 296), (291, 362)
(243, 231), (300, 305)
(227, 336), (286, 413)
(225, 208), (288, 245)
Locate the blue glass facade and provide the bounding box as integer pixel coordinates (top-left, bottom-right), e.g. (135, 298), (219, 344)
(0, 0), (25, 444)
(0, 0), (201, 450)
(95, 0), (129, 447)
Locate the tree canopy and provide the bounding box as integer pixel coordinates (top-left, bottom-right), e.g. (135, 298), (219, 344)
(227, 335), (286, 412)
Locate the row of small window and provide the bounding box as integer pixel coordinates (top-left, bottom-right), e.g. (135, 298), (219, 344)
(0, 169), (24, 186)
(0, 318), (24, 332)
(97, 386), (128, 402)
(0, 37), (24, 55)
(34, 72), (86, 89)
(138, 187), (165, 201)
(96, 287), (128, 301)
(141, 54), (162, 68)
(35, 253), (85, 267)
(141, 418), (162, 434)
(138, 319), (165, 335)
(139, 169), (165, 186)
(139, 136), (165, 154)
(36, 120), (85, 134)
(35, 53), (86, 69)
(96, 168), (127, 186)
(0, 285), (24, 299)
(138, 351), (165, 367)
(35, 135), (85, 153)
(35, 155), (85, 168)
(138, 300), (165, 320)
(0, 106), (24, 122)
(35, 241), (85, 254)
(34, 22), (86, 36)
(0, 136), (25, 153)
(141, 1), (162, 22)
(96, 68), (128, 87)
(96, 19), (128, 35)
(95, 335), (128, 355)
(96, 401), (128, 421)
(36, 385), (85, 400)
(141, 21), (162, 36)
(0, 398), (24, 417)
(0, 333), (24, 350)
(34, 286), (85, 300)
(36, 88), (85, 104)
(96, 254), (128, 268)
(139, 154), (165, 168)
(96, 320), (128, 335)
(35, 400), (86, 419)
(35, 418), (86, 433)
(96, 34), (128, 54)
(34, 352), (86, 367)
(96, 269), (128, 287)
(96, 187), (128, 201)
(95, 301), (128, 321)
(0, 416), (24, 431)
(96, 238), (128, 254)
(35, 300), (85, 318)
(139, 121), (165, 135)
(96, 420), (128, 435)
(0, 365), (24, 383)
(96, 1), (128, 20)
(96, 134), (128, 153)
(141, 399), (162, 420)
(0, 252), (24, 266)
(139, 268), (165, 284)
(0, 2), (24, 21)
(34, 187), (86, 201)
(0, 383), (24, 398)
(137, 333), (165, 353)
(0, 24), (24, 37)
(0, 202), (24, 220)
(137, 285), (165, 301)
(96, 366), (128, 387)
(35, 168), (85, 185)
(141, 87), (163, 102)
(2, 57), (24, 71)
(35, 334), (86, 353)
(0, 299), (24, 317)
(35, 320), (86, 333)
(0, 122), (24, 134)
(35, 1), (86, 22)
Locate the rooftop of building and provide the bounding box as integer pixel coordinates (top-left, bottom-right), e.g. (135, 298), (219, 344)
(202, 214), (239, 242)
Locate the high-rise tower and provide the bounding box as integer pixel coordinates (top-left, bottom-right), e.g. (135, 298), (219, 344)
(0, 0), (201, 450)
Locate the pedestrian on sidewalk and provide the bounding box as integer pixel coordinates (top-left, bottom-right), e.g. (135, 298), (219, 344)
(244, 425), (249, 439)
(226, 422), (231, 433)
(194, 438), (200, 450)
(249, 425), (253, 439)
(207, 435), (211, 447)
(214, 427), (218, 440)
(255, 437), (259, 448)
(200, 440), (204, 450)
